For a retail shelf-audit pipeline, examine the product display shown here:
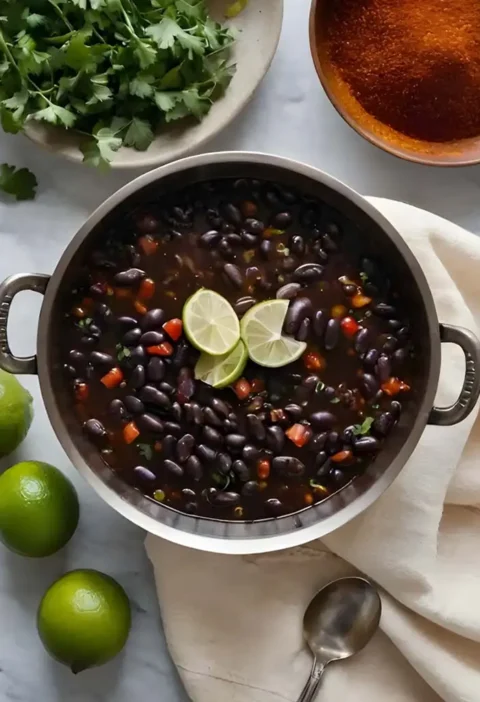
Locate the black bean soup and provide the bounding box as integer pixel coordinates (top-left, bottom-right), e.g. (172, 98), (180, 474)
(61, 178), (416, 521)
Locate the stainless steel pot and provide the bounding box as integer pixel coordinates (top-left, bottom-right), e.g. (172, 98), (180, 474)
(0, 152), (478, 554)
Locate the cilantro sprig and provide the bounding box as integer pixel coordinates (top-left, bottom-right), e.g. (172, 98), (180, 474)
(0, 162), (37, 200)
(0, 0), (236, 168)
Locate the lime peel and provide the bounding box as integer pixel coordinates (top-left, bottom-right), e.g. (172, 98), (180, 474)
(195, 340), (248, 388)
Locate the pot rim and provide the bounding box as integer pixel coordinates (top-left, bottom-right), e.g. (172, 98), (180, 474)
(37, 151), (441, 554)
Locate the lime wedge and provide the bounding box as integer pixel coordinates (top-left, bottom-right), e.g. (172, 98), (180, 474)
(183, 289), (240, 356)
(194, 340), (248, 388)
(240, 300), (307, 368)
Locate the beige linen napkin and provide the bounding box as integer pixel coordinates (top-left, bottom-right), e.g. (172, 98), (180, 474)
(146, 198), (480, 702)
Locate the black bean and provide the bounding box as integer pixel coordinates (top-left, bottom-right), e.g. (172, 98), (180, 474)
(242, 480), (260, 496)
(89, 324), (101, 339)
(118, 316), (138, 330)
(164, 422), (182, 437)
(201, 407), (222, 428)
(114, 268), (145, 286)
(172, 340), (190, 368)
(272, 212), (292, 229)
(313, 243), (329, 263)
(139, 385), (171, 408)
(130, 345), (147, 365)
(393, 348), (407, 367)
(89, 351), (114, 367)
(330, 467), (345, 485)
(284, 403), (303, 420)
(372, 412), (394, 438)
(210, 398), (230, 418)
(342, 283), (357, 296)
(197, 444), (217, 463)
(244, 218), (264, 235)
(313, 310), (327, 338)
(240, 230), (258, 247)
(324, 386), (336, 400)
(69, 349), (85, 366)
(146, 357), (165, 382)
(170, 402), (182, 423)
(326, 431), (341, 454)
(162, 434), (176, 459)
(273, 456), (305, 477)
(296, 317), (311, 342)
(354, 436), (380, 454)
(361, 373), (379, 398)
(315, 451), (329, 473)
(182, 488), (196, 500)
(64, 364), (76, 377)
(245, 414), (265, 442)
(176, 434), (195, 463)
(223, 263), (243, 288)
(84, 418), (106, 438)
(234, 296), (256, 315)
(376, 354), (391, 383)
(216, 452), (232, 476)
(137, 413), (164, 434)
(309, 432), (328, 452)
(390, 400), (402, 418)
(140, 331), (165, 346)
(387, 319), (402, 331)
(133, 466), (156, 483)
(363, 349), (380, 369)
(225, 434), (246, 451)
(124, 395), (145, 414)
(276, 283), (301, 300)
(193, 403), (204, 426)
(185, 455), (203, 480)
(322, 233), (337, 252)
(141, 308), (165, 331)
(218, 238), (234, 260)
(226, 233), (242, 246)
(222, 202), (242, 225)
(266, 425), (285, 453)
(109, 398), (127, 419)
(382, 336), (398, 353)
(206, 208), (222, 228)
(310, 411), (336, 430)
(243, 444), (261, 464)
(284, 297), (313, 335)
(131, 364), (146, 389)
(341, 425), (356, 444)
(213, 491), (240, 506)
(265, 498), (284, 516)
(200, 230), (221, 248)
(354, 328), (370, 355)
(233, 460), (250, 482)
(292, 263), (324, 284)
(203, 425), (223, 447)
(324, 318), (340, 350)
(164, 459), (184, 477)
(290, 235), (305, 256)
(159, 381), (175, 396)
(123, 328), (142, 346)
(260, 240), (272, 259)
(136, 213), (158, 234)
(372, 303), (396, 318)
(184, 502), (198, 514)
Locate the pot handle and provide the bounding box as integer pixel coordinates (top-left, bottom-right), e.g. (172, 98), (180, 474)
(0, 273), (50, 375)
(428, 323), (480, 426)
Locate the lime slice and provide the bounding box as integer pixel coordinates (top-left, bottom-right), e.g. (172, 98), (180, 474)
(183, 289), (240, 356)
(241, 300), (307, 368)
(194, 340), (248, 388)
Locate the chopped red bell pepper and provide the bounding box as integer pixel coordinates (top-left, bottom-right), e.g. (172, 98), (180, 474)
(162, 318), (183, 341)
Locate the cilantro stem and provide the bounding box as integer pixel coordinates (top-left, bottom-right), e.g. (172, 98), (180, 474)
(47, 0), (74, 32)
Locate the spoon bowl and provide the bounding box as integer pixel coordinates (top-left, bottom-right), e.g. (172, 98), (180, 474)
(297, 577), (381, 702)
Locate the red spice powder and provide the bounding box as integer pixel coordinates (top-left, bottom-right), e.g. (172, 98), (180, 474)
(325, 0), (480, 143)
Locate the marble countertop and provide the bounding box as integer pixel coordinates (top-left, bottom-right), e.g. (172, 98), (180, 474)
(0, 1), (479, 700)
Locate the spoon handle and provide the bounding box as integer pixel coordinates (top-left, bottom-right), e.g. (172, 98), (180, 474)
(297, 659), (325, 702)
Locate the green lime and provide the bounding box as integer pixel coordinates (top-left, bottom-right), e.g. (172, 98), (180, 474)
(194, 339), (248, 388)
(0, 461), (79, 557)
(37, 569), (131, 674)
(0, 369), (33, 457)
(183, 288), (240, 356)
(240, 300), (307, 368)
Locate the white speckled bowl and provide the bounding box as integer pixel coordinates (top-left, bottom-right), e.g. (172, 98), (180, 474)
(25, 0), (284, 169)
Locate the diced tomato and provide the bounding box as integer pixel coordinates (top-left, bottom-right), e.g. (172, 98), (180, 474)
(123, 421), (140, 444)
(270, 408), (286, 423)
(250, 378), (265, 393)
(133, 300), (148, 316)
(114, 287), (131, 299)
(304, 493), (314, 506)
(381, 377), (411, 396)
(331, 304), (347, 319)
(138, 235), (158, 256)
(286, 423), (312, 448)
(74, 382), (89, 401)
(351, 293), (372, 309)
(146, 343), (174, 356)
(138, 278), (155, 300)
(71, 306), (86, 319)
(331, 450), (353, 463)
(241, 200), (257, 217)
(303, 351), (326, 372)
(233, 378), (251, 400)
(162, 318), (183, 341)
(341, 316), (360, 337)
(100, 367), (124, 389)
(257, 459), (271, 480)
(154, 441), (163, 452)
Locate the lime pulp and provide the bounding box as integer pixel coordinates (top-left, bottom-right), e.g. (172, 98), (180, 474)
(183, 289), (240, 356)
(195, 339), (248, 388)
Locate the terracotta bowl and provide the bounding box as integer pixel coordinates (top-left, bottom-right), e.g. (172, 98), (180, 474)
(309, 0), (480, 167)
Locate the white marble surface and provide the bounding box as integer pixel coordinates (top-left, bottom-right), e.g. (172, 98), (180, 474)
(0, 1), (479, 700)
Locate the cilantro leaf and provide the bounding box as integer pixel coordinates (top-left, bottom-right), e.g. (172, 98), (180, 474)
(0, 163), (37, 201)
(176, 0), (205, 20)
(129, 75), (154, 98)
(352, 417), (374, 436)
(154, 91), (180, 112)
(137, 443), (153, 461)
(123, 118), (154, 151)
(31, 104), (76, 128)
(81, 127), (122, 169)
(146, 16), (204, 56)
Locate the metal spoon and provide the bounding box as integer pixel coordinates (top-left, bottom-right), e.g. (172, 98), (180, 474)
(297, 576), (381, 702)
